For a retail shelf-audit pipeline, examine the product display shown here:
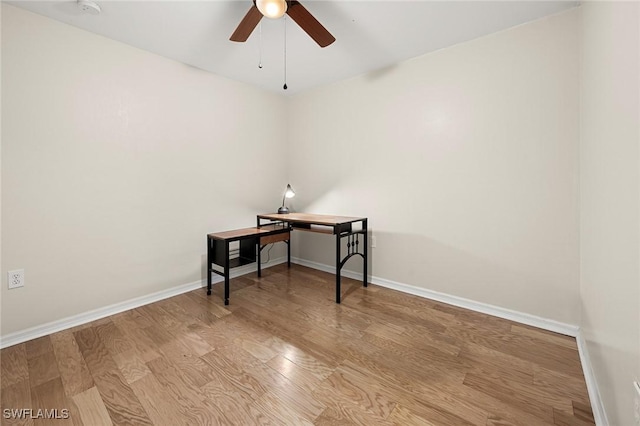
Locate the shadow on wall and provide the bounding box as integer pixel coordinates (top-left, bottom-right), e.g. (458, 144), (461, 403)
(365, 63), (400, 82)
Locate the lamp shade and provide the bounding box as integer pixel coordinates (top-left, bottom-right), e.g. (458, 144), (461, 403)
(284, 184), (295, 199)
(278, 184), (295, 214)
(256, 0), (288, 19)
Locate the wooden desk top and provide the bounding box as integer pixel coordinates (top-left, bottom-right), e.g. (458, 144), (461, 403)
(257, 212), (366, 226)
(208, 225), (286, 241)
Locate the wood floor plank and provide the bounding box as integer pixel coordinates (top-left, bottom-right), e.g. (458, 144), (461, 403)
(553, 407), (596, 426)
(234, 334), (279, 363)
(183, 290), (232, 319)
(94, 321), (134, 356)
(365, 320), (461, 357)
(463, 372), (556, 423)
(140, 324), (175, 348)
(359, 296), (448, 335)
(136, 305), (183, 334)
(341, 356), (492, 426)
(0, 264), (593, 426)
(200, 348), (267, 405)
(187, 398), (233, 426)
(510, 324), (577, 350)
(24, 337), (53, 360)
(27, 351), (61, 388)
(250, 390), (316, 426)
(1, 379), (34, 426)
(302, 325), (381, 363)
(314, 404), (395, 426)
(171, 293), (220, 326)
(267, 354), (329, 393)
(112, 350), (151, 385)
(145, 356), (205, 407)
(312, 367), (397, 421)
(243, 357), (327, 416)
(73, 327), (119, 377)
(171, 328), (215, 357)
(532, 364), (591, 406)
(111, 324), (161, 363)
(110, 309), (154, 330)
(361, 331), (467, 380)
(234, 306), (343, 369)
(1, 344), (29, 389)
(429, 378), (553, 426)
(50, 331), (95, 397)
(435, 302), (514, 333)
(129, 373), (191, 426)
(387, 403), (438, 426)
(447, 323), (584, 378)
(92, 370), (153, 426)
(458, 341), (535, 386)
(143, 356), (229, 425)
(71, 387), (113, 426)
(571, 400), (596, 424)
(278, 345), (335, 379)
(64, 396), (85, 426)
(30, 378), (73, 426)
(198, 375), (258, 425)
(164, 350), (219, 388)
(469, 365), (577, 415)
(192, 317), (240, 349)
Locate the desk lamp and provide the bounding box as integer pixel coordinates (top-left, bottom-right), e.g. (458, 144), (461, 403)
(278, 184), (295, 214)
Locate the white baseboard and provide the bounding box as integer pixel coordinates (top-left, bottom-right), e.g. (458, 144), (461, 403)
(292, 257), (580, 337)
(0, 257), (286, 349)
(576, 332), (608, 425)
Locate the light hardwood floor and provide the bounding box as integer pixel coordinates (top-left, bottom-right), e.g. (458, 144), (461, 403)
(0, 264), (594, 425)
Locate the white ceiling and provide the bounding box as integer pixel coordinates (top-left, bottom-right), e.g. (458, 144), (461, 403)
(7, 1), (577, 95)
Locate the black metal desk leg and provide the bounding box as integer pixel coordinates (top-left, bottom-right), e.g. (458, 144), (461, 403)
(256, 217), (262, 278)
(363, 219), (368, 287)
(207, 237), (212, 295)
(224, 241), (230, 305)
(287, 240), (291, 267)
(336, 231), (341, 303)
(257, 243), (262, 278)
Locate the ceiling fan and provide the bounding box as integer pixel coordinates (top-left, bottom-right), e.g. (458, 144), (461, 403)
(230, 0), (336, 48)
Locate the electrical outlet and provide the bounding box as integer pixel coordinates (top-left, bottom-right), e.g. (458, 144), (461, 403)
(8, 269), (24, 289)
(371, 236), (377, 248)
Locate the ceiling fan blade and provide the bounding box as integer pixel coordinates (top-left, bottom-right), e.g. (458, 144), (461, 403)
(286, 1), (335, 48)
(230, 5), (263, 42)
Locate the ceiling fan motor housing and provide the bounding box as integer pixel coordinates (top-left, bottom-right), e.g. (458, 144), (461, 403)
(231, 0), (335, 48)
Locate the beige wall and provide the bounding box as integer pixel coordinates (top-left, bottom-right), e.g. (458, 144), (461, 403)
(579, 2), (640, 425)
(287, 10), (581, 325)
(1, 4), (288, 335)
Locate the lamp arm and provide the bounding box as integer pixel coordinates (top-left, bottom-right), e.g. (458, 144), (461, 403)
(281, 193), (287, 208)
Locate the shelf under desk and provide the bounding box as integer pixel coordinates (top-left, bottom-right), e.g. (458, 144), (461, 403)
(207, 225), (290, 305)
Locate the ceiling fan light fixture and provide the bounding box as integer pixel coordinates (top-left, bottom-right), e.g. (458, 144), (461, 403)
(256, 0), (287, 19)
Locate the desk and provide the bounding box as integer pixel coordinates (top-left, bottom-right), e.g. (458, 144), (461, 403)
(207, 226), (290, 305)
(257, 213), (368, 303)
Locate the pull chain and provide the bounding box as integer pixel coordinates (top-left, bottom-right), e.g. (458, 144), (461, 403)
(283, 16), (288, 90)
(258, 22), (263, 69)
